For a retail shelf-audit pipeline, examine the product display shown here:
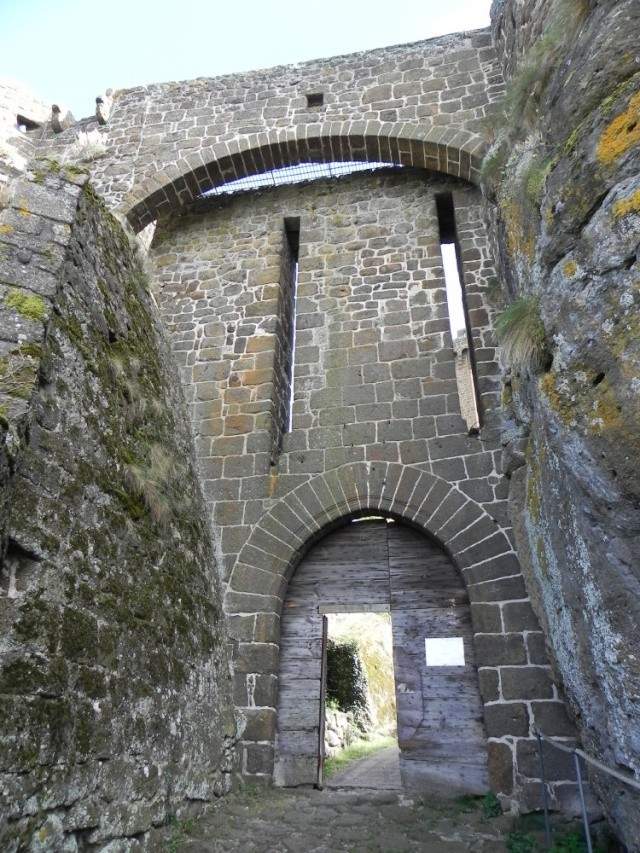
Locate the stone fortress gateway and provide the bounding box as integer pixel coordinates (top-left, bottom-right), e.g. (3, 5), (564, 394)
(0, 0), (639, 849)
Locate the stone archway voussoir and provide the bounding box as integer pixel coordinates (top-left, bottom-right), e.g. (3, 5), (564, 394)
(123, 123), (488, 230)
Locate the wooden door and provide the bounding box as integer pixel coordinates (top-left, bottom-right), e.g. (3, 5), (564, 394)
(274, 521), (388, 786)
(388, 522), (488, 794)
(273, 519), (488, 793)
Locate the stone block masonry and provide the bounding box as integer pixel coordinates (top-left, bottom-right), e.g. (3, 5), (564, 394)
(2, 0), (624, 841)
(151, 166), (578, 808)
(45, 29), (505, 230)
(152, 169), (504, 582)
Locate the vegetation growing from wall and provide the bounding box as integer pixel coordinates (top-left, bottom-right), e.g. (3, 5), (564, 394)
(495, 296), (549, 374)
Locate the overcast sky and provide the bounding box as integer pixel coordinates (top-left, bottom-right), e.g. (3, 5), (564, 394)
(1, 0), (492, 119)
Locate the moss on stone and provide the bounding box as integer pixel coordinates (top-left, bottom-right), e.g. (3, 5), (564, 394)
(0, 659), (46, 694)
(15, 599), (60, 653)
(480, 141), (509, 196)
(525, 440), (545, 523)
(0, 178), (231, 841)
(34, 156), (61, 173)
(5, 289), (45, 322)
(76, 668), (107, 699)
(523, 155), (556, 208)
(535, 536), (550, 576)
(587, 378), (626, 436)
(63, 163), (87, 177)
(500, 193), (537, 263)
(17, 342), (42, 359)
(60, 609), (99, 661)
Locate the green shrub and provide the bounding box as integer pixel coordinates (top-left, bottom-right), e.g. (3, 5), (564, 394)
(326, 639), (369, 716)
(507, 828), (536, 853)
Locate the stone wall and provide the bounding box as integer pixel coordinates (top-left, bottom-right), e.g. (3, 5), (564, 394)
(42, 30), (503, 231)
(2, 0), (637, 841)
(453, 332), (480, 430)
(151, 169), (504, 584)
(488, 0), (640, 847)
(150, 168), (579, 808)
(0, 162), (235, 850)
(0, 78), (50, 185)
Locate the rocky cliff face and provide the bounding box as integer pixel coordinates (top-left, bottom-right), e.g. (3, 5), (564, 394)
(0, 163), (235, 850)
(488, 0), (640, 846)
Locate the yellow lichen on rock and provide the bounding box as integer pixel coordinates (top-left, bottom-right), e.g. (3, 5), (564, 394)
(611, 188), (640, 220)
(503, 195), (536, 262)
(539, 372), (573, 425)
(563, 260), (577, 277)
(597, 90), (640, 165)
(588, 380), (625, 436)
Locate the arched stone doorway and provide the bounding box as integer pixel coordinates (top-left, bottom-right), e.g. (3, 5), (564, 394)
(275, 517), (488, 795)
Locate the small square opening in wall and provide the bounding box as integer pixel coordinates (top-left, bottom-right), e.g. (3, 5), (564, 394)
(306, 93), (324, 108)
(425, 637), (465, 667)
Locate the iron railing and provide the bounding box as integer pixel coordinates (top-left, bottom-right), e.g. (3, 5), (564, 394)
(533, 725), (640, 852)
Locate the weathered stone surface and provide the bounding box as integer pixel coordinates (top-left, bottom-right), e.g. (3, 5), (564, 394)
(0, 168), (236, 850)
(490, 0), (640, 845)
(487, 742), (514, 795)
(475, 633), (527, 667)
(500, 666), (554, 701)
(483, 702), (529, 738)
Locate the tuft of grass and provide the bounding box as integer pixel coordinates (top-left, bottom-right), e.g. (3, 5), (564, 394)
(167, 814), (194, 853)
(500, 0), (591, 136)
(74, 130), (107, 162)
(507, 828), (536, 853)
(495, 296), (549, 374)
(482, 790), (502, 818)
(123, 454), (171, 526)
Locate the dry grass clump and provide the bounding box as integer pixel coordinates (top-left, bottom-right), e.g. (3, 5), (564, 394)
(495, 296), (550, 373)
(123, 443), (183, 526)
(74, 130), (107, 162)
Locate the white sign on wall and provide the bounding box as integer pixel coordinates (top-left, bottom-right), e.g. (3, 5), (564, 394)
(425, 637), (465, 667)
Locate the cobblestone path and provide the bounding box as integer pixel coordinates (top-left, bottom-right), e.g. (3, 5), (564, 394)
(158, 786), (513, 851)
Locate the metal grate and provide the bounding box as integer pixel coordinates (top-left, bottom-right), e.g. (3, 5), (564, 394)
(203, 161), (403, 197)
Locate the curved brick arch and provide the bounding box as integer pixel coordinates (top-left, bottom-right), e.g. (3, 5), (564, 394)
(226, 461), (521, 624)
(121, 123), (487, 232)
(227, 462), (562, 799)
